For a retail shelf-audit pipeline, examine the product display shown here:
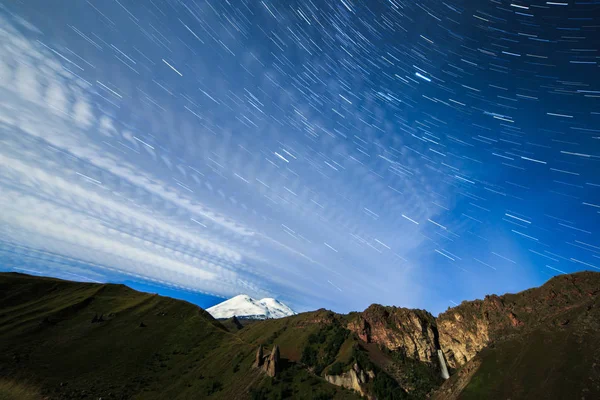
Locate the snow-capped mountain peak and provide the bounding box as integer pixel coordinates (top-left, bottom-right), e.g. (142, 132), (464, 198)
(206, 294), (295, 320)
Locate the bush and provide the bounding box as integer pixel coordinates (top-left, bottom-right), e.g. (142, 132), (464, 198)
(206, 380), (223, 395)
(328, 361), (344, 375)
(250, 387), (268, 400)
(352, 345), (374, 371)
(301, 345), (317, 366)
(313, 390), (335, 400)
(372, 372), (408, 400)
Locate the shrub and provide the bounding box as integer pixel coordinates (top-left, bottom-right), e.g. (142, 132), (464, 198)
(250, 387), (268, 400)
(372, 372), (408, 400)
(301, 345), (317, 366)
(206, 380), (223, 395)
(303, 324), (349, 376)
(351, 345), (374, 371)
(328, 361), (344, 375)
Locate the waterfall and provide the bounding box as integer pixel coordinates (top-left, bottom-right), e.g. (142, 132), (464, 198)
(437, 349), (450, 380)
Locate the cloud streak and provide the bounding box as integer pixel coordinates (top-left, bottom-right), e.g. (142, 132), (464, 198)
(0, 12), (437, 310)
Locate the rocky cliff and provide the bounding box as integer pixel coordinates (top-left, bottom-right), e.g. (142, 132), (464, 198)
(3, 271), (599, 399)
(343, 272), (600, 374)
(437, 271), (600, 369)
(346, 304), (439, 364)
(324, 363), (375, 399)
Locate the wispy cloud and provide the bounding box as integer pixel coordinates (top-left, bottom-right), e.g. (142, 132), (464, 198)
(0, 11), (455, 312)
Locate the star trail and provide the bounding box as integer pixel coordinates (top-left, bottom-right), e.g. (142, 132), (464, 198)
(0, 0), (598, 314)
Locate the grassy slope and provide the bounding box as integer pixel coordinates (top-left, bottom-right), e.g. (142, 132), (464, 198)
(0, 379), (42, 400)
(0, 273), (359, 400)
(5, 271), (598, 399)
(459, 297), (600, 400)
(237, 309), (339, 362)
(434, 291), (600, 400)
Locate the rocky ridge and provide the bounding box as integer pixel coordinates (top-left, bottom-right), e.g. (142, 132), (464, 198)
(437, 271), (600, 368)
(341, 272), (600, 371)
(346, 304), (439, 364)
(318, 271), (600, 398)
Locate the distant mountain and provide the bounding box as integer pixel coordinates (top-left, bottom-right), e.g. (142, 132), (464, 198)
(206, 294), (295, 320)
(1, 271), (599, 399)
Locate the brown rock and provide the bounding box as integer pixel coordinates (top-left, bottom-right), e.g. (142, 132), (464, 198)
(325, 363), (375, 399)
(347, 304), (438, 363)
(264, 344), (280, 377)
(508, 312), (523, 327)
(437, 272), (600, 369)
(254, 346), (264, 368)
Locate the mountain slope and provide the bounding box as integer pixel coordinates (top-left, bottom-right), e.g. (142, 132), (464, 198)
(434, 285), (600, 399)
(436, 270), (600, 369)
(207, 294), (295, 319)
(1, 271), (599, 400)
(0, 273), (356, 400)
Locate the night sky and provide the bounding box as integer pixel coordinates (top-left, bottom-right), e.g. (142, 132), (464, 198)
(0, 0), (598, 315)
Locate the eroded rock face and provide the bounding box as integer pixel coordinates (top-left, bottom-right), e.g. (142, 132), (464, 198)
(253, 344), (280, 377)
(347, 304), (439, 363)
(264, 345), (280, 377)
(325, 363), (374, 399)
(437, 272), (600, 369)
(343, 273), (600, 372)
(437, 310), (490, 369)
(254, 345), (264, 368)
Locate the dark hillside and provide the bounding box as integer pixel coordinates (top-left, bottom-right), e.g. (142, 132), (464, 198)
(0, 273), (358, 400)
(2, 271), (599, 399)
(434, 289), (600, 399)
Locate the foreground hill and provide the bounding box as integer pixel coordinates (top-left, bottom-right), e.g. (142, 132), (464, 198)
(1, 271), (599, 399)
(434, 271), (600, 399)
(0, 273), (357, 400)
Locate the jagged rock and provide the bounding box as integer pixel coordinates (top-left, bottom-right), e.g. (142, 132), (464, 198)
(437, 272), (600, 369)
(264, 344), (280, 377)
(253, 344), (280, 377)
(325, 363), (375, 399)
(254, 345), (264, 368)
(508, 312), (523, 327)
(347, 304), (438, 363)
(437, 311), (490, 369)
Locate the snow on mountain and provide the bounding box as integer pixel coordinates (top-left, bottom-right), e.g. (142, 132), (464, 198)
(206, 294), (296, 320)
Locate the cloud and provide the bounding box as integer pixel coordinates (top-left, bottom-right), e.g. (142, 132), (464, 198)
(0, 11), (450, 312)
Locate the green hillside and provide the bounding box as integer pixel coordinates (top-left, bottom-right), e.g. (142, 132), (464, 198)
(434, 291), (600, 400)
(0, 273), (358, 400)
(2, 271), (599, 400)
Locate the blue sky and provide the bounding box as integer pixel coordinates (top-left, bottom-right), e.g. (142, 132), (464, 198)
(0, 0), (598, 316)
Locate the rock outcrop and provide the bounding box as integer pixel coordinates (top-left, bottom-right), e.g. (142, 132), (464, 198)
(347, 304), (439, 364)
(343, 272), (600, 373)
(254, 345), (264, 368)
(264, 345), (280, 377)
(253, 344), (280, 377)
(325, 363), (375, 399)
(437, 271), (600, 369)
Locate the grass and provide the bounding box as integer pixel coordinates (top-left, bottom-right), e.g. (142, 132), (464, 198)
(6, 271), (596, 399)
(458, 298), (600, 400)
(0, 273), (360, 400)
(0, 380), (41, 400)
